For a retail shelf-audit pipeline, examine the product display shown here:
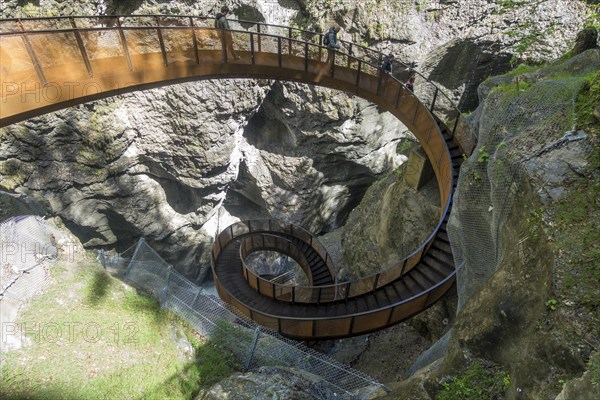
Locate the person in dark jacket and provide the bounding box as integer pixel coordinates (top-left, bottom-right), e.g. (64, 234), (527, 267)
(381, 54), (394, 74)
(325, 25), (341, 49)
(215, 6), (239, 60)
(325, 25), (341, 63)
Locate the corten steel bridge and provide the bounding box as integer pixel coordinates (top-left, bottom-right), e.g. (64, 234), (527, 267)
(0, 15), (469, 340)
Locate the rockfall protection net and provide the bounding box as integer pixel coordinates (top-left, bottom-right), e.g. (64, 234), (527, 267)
(0, 216), (57, 302)
(448, 75), (590, 310)
(100, 238), (386, 399)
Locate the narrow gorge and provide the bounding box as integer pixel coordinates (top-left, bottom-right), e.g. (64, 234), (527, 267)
(1, 1), (599, 399)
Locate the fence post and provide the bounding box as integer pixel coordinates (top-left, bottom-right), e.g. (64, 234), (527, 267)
(115, 17), (134, 71)
(162, 265), (173, 307)
(189, 16), (200, 64)
(244, 327), (261, 371)
(98, 249), (105, 269)
(250, 32), (255, 64)
(192, 286), (201, 305)
(125, 238), (144, 280)
(430, 87), (439, 113)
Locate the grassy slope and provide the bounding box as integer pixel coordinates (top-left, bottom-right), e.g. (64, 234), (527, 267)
(0, 253), (239, 399)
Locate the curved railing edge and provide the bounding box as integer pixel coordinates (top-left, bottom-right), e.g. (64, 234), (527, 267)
(211, 215), (453, 304)
(0, 14), (475, 155)
(238, 232), (330, 293)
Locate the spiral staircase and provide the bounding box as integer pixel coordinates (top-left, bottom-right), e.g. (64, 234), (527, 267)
(0, 15), (471, 339)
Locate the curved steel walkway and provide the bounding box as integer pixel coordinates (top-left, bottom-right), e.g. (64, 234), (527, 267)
(0, 15), (468, 339)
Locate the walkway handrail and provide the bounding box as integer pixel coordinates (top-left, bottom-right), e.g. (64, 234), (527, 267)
(0, 14), (475, 154)
(0, 23), (457, 203)
(213, 219), (457, 339)
(214, 215), (442, 303)
(0, 20), (455, 195)
(239, 231), (321, 294)
(218, 220), (335, 279)
(0, 20), (454, 195)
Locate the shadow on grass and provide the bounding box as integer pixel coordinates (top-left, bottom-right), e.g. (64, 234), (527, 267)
(1, 369), (84, 400)
(139, 338), (241, 400)
(84, 269), (112, 306)
(86, 265), (170, 326)
(2, 391), (85, 400)
(122, 288), (172, 328)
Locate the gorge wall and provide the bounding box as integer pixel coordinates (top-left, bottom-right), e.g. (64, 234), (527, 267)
(1, 1), (599, 399)
(383, 49), (600, 400)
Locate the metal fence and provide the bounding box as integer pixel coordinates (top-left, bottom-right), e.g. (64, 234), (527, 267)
(0, 216), (57, 302)
(100, 238), (386, 399)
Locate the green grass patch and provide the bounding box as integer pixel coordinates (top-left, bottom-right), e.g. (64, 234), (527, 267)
(491, 78), (532, 95)
(576, 70), (600, 139)
(551, 177), (600, 308)
(549, 70), (600, 309)
(0, 254), (239, 399)
(506, 63), (540, 76)
(142, 339), (240, 400)
(437, 361), (510, 400)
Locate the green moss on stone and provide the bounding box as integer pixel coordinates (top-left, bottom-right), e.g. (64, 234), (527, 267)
(437, 361), (510, 400)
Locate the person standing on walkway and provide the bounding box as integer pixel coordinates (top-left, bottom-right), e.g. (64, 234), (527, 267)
(215, 6), (239, 61)
(405, 75), (415, 92)
(378, 53), (395, 95)
(381, 54), (394, 74)
(324, 25), (341, 64)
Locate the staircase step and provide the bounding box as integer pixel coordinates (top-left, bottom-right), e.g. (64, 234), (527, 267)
(401, 274), (424, 296)
(431, 239), (452, 254)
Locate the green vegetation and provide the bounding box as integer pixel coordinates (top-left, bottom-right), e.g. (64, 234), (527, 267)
(545, 299), (558, 311)
(552, 177), (600, 308)
(576, 70), (600, 142)
(476, 146), (490, 163)
(584, 4), (600, 30)
(291, 17), (310, 37)
(85, 102), (121, 151)
(396, 138), (416, 156)
(526, 207), (544, 241)
(76, 101), (130, 164)
(437, 361), (510, 400)
(493, 0), (567, 65)
(491, 78), (532, 95)
(508, 22), (557, 65)
(0, 255), (239, 399)
(550, 70), (600, 309)
(416, 0), (428, 13)
(21, 2), (39, 17)
(506, 63), (540, 76)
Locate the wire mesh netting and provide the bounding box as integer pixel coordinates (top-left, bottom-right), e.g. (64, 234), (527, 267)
(101, 238), (386, 399)
(448, 74), (590, 309)
(0, 216), (58, 302)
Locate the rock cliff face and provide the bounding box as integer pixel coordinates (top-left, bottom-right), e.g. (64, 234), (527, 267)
(299, 0), (591, 110)
(197, 366), (370, 400)
(333, 166), (440, 280)
(1, 0), (598, 398)
(1, 80), (271, 279)
(388, 49), (600, 400)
